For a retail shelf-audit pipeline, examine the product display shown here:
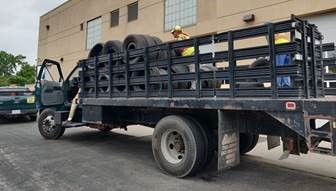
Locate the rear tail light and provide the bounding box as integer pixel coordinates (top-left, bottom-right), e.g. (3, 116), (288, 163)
(286, 102), (296, 110)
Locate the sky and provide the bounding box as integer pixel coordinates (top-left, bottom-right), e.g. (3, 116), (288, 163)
(0, 0), (67, 64)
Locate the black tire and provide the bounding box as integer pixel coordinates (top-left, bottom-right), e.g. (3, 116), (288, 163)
(145, 35), (161, 60)
(87, 43), (105, 69)
(102, 40), (122, 65)
(246, 58), (270, 87)
(88, 43), (104, 58)
(200, 65), (222, 89)
(151, 36), (178, 61)
(123, 34), (149, 64)
(152, 115), (206, 177)
(188, 117), (216, 169)
(102, 40), (122, 55)
(249, 57), (270, 68)
(131, 67), (168, 91)
(98, 74), (110, 93)
(240, 133), (259, 154)
(151, 36), (163, 45)
(172, 64), (189, 89)
(113, 73), (127, 93)
(38, 109), (65, 140)
(144, 35), (157, 46)
(126, 35), (163, 91)
(236, 82), (264, 89)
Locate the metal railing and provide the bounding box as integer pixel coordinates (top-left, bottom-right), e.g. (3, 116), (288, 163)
(80, 16), (326, 100)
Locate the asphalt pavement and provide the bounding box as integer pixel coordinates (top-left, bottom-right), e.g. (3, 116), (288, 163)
(0, 119), (336, 191)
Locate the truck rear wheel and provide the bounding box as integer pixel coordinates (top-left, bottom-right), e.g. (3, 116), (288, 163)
(152, 115), (206, 177)
(240, 133), (259, 154)
(188, 117), (216, 169)
(38, 109), (65, 140)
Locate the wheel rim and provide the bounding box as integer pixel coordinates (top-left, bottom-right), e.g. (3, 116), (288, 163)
(42, 115), (56, 134)
(161, 130), (185, 164)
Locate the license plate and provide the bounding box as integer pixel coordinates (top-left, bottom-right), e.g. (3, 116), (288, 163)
(11, 110), (21, 114)
(27, 96), (35, 104)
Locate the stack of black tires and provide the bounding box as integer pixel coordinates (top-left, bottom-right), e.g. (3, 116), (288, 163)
(85, 34), (220, 95)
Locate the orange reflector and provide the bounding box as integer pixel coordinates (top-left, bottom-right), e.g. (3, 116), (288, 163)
(286, 102), (296, 110)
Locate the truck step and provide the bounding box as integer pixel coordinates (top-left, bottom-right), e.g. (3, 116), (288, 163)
(63, 122), (86, 128)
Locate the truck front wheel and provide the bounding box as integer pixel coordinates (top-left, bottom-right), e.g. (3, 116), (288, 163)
(38, 109), (65, 140)
(152, 115), (206, 178)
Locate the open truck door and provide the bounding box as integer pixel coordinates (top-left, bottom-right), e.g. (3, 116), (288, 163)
(36, 59), (84, 140)
(36, 59), (65, 109)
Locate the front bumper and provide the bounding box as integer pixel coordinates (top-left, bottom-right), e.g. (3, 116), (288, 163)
(0, 109), (37, 117)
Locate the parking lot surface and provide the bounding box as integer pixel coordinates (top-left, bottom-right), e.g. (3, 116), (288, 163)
(0, 119), (336, 191)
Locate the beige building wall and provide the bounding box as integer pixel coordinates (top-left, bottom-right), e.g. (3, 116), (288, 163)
(38, 0), (336, 76)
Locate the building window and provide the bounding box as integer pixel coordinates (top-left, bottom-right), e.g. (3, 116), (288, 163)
(128, 2), (138, 22)
(111, 9), (119, 27)
(86, 17), (102, 50)
(164, 0), (197, 31)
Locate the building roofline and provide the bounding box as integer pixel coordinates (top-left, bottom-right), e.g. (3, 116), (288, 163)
(40, 0), (72, 18)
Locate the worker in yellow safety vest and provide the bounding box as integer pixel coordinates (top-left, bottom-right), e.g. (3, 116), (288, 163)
(171, 25), (195, 56)
(275, 33), (291, 88)
(171, 25), (197, 89)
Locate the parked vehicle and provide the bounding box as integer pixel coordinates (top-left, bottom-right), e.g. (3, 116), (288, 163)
(36, 16), (336, 177)
(0, 87), (37, 120)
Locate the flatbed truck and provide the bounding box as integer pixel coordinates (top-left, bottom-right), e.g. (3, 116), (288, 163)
(35, 16), (336, 177)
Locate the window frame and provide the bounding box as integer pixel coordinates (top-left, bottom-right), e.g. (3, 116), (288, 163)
(111, 9), (120, 28)
(86, 16), (102, 50)
(164, 0), (198, 32)
(128, 1), (138, 22)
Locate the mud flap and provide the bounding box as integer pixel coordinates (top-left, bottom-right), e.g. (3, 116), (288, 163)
(218, 110), (240, 171)
(267, 135), (281, 150)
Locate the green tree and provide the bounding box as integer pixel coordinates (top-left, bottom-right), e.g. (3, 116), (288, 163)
(8, 76), (26, 86)
(16, 64), (36, 84)
(0, 51), (26, 76)
(0, 50), (36, 86)
(0, 76), (8, 86)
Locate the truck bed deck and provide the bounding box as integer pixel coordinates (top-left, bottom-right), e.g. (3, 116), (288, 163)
(82, 96), (335, 114)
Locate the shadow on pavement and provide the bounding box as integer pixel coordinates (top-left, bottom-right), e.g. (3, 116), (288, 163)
(57, 129), (336, 184)
(0, 116), (35, 125)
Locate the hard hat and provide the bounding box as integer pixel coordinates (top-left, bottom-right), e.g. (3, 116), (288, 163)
(171, 25), (182, 34)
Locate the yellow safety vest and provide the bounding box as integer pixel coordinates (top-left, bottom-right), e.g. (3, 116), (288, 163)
(176, 33), (195, 56)
(182, 47), (195, 56)
(275, 38), (289, 45)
